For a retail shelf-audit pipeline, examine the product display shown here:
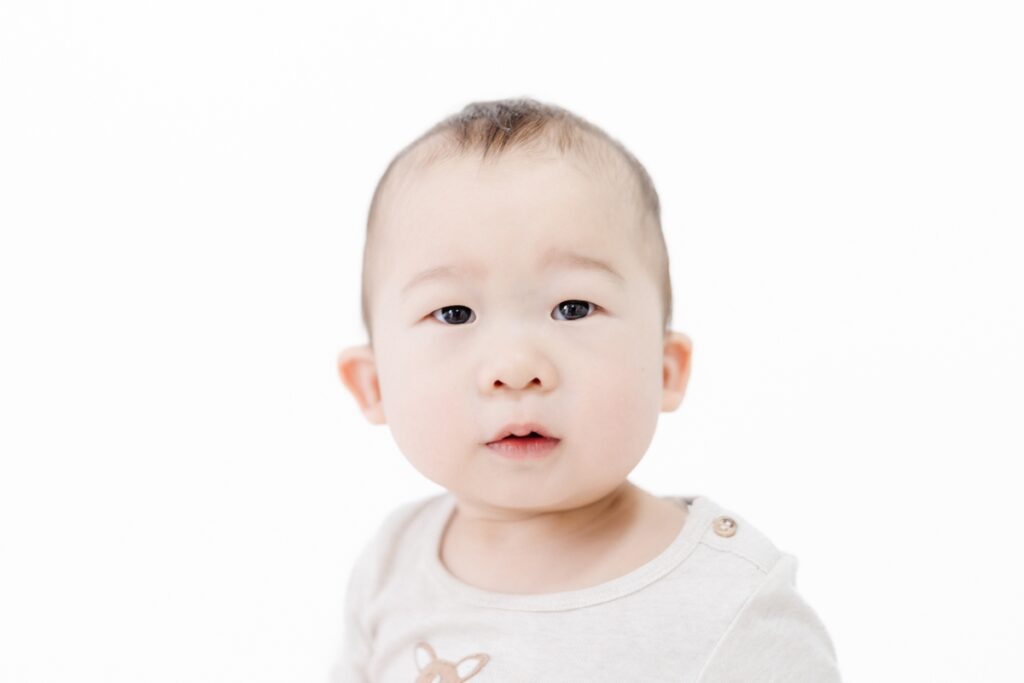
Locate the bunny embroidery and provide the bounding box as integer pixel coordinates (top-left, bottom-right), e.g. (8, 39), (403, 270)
(413, 641), (489, 682)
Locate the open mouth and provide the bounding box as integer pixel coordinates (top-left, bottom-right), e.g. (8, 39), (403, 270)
(502, 432), (543, 440)
(489, 431), (554, 444)
(486, 432), (561, 459)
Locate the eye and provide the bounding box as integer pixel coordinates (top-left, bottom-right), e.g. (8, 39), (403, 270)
(552, 299), (597, 321)
(430, 305), (475, 325)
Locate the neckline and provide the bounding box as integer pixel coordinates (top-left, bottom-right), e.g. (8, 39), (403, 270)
(424, 492), (714, 611)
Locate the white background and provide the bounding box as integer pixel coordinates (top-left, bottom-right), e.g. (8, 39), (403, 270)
(1, 1), (1022, 681)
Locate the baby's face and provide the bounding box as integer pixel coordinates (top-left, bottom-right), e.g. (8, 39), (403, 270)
(352, 149), (686, 512)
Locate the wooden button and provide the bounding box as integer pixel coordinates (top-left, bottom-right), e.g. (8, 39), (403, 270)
(713, 515), (737, 537)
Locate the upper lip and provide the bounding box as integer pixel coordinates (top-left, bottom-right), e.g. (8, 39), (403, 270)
(487, 422), (559, 443)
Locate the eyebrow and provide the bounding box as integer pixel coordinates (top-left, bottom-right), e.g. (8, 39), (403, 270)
(400, 248), (625, 295)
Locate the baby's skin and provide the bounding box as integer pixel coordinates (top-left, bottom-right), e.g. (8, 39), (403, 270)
(441, 479), (687, 593)
(338, 145), (693, 593)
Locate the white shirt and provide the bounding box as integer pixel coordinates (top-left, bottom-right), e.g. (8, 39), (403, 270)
(331, 492), (842, 682)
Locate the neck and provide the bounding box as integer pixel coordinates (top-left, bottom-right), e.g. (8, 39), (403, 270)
(447, 480), (641, 551)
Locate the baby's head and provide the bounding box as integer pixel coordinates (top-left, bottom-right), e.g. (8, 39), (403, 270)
(339, 97), (692, 514)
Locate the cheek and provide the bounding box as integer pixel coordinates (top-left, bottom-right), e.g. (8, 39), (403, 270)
(376, 349), (471, 475)
(575, 338), (663, 461)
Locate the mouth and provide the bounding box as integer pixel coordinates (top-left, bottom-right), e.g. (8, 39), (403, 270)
(486, 422), (558, 443)
(485, 429), (561, 460)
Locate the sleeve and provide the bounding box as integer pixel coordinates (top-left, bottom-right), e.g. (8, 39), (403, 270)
(327, 544), (375, 683)
(695, 553), (842, 683)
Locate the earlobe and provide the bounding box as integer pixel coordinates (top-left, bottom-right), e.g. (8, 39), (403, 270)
(336, 345), (387, 425)
(661, 331), (693, 412)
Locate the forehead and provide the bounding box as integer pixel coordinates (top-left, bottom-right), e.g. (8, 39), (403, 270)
(373, 150), (642, 285)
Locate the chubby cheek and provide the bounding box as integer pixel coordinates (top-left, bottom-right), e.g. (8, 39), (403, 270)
(574, 345), (663, 473)
(377, 353), (473, 485)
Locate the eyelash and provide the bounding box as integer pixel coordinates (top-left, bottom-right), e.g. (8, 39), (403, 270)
(428, 300), (600, 326)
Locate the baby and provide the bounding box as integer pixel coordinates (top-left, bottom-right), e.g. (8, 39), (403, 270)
(332, 98), (841, 682)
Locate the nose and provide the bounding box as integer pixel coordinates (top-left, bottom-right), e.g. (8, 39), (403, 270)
(478, 346), (557, 393)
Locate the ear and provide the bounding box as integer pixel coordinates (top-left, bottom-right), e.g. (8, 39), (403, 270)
(336, 344), (386, 425)
(661, 331), (693, 412)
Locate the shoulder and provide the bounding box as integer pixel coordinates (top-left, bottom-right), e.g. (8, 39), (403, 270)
(373, 491), (448, 542)
(686, 495), (787, 574)
(345, 491), (449, 592)
(680, 496), (842, 682)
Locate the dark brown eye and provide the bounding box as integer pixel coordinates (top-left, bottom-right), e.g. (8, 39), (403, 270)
(553, 300), (596, 321)
(431, 305), (474, 325)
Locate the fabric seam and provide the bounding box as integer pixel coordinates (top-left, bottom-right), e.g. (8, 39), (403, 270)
(696, 538), (774, 575)
(692, 552), (781, 682)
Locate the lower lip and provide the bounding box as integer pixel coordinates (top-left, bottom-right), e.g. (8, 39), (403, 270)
(486, 436), (561, 459)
